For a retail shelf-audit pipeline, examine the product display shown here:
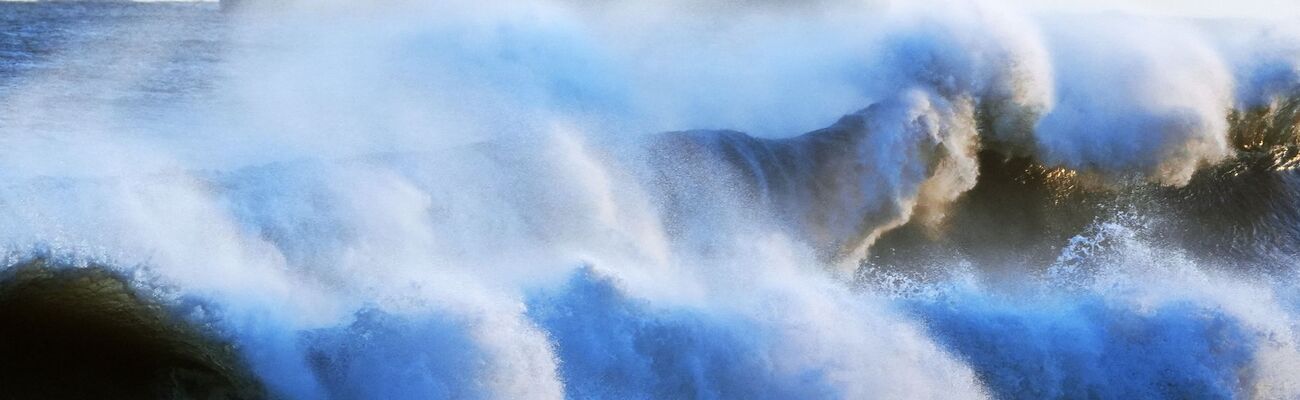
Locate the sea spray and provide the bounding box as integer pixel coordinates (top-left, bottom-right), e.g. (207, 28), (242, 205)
(0, 1), (1297, 398)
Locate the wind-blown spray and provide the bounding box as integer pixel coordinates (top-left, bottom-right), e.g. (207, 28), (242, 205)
(0, 0), (1299, 398)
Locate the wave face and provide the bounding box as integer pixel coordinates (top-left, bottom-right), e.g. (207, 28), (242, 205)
(2, 1), (1300, 399)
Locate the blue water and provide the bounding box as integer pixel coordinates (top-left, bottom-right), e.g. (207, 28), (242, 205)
(1, 2), (1299, 399)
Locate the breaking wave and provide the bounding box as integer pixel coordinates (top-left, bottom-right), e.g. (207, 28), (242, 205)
(2, 0), (1300, 398)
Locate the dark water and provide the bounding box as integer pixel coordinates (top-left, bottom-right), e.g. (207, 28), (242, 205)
(0, 2), (224, 131)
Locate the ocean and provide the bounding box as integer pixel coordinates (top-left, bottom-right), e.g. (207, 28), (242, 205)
(0, 1), (1298, 399)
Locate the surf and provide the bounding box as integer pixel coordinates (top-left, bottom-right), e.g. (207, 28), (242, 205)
(1, 1), (1299, 399)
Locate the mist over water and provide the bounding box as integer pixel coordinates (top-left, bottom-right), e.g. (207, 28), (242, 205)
(1, 0), (1300, 398)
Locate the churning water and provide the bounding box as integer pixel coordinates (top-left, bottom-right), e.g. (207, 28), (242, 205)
(1, 1), (1299, 399)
